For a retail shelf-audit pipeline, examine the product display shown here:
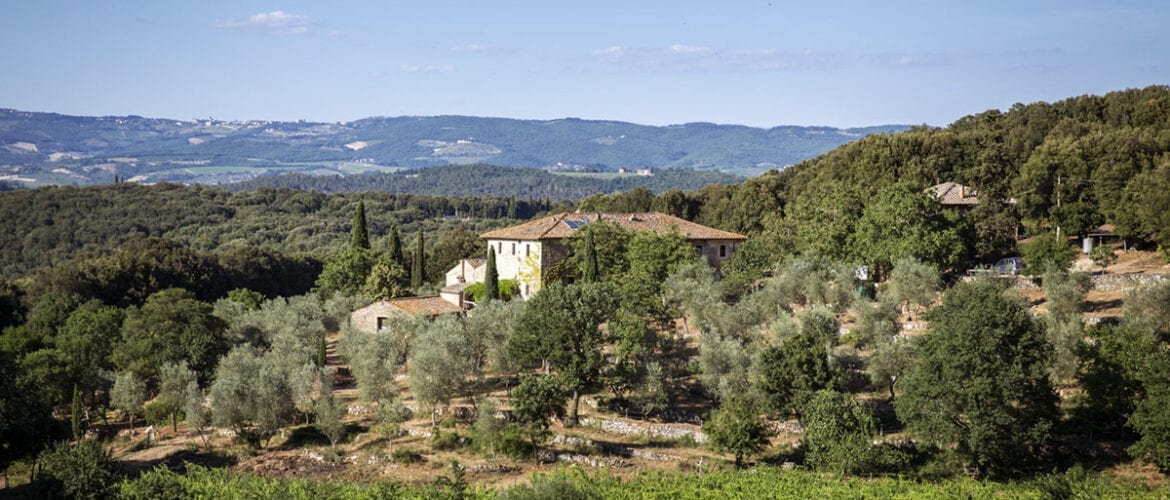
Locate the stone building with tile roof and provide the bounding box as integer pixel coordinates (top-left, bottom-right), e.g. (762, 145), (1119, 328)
(350, 296), (462, 333)
(480, 212), (747, 299)
(926, 182), (981, 208)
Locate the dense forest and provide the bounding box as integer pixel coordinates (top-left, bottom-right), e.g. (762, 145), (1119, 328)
(0, 183), (566, 278)
(224, 164), (741, 200)
(2, 86), (1170, 497)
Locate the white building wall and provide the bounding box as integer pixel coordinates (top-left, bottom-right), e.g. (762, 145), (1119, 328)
(486, 238), (542, 299)
(445, 260), (487, 287)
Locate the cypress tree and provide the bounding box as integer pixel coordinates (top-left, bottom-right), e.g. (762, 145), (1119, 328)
(582, 230), (599, 282)
(71, 383), (82, 440)
(507, 197), (517, 219)
(412, 228), (425, 290)
(350, 200), (370, 250)
(317, 334), (327, 368)
(484, 248), (499, 302)
(386, 225), (405, 266)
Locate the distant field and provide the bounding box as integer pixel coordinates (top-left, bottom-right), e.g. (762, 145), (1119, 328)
(182, 166), (268, 174)
(550, 171), (641, 179)
(335, 163), (405, 175)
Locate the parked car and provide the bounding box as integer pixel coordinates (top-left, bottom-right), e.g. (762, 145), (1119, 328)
(994, 257), (1025, 275)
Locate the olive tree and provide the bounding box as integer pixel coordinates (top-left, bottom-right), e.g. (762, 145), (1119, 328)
(110, 371), (146, 433)
(409, 315), (473, 426)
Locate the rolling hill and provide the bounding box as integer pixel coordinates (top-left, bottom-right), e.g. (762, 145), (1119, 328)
(0, 109), (907, 185)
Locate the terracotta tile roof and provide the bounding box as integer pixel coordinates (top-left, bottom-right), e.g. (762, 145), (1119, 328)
(926, 182), (980, 206)
(386, 296), (463, 316)
(481, 212), (747, 241)
(462, 258), (486, 269)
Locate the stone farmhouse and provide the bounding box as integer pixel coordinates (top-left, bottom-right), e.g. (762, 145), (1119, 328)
(350, 296), (462, 333)
(479, 212), (747, 300)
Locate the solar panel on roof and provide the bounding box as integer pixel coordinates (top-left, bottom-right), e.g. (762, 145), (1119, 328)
(563, 220), (585, 229)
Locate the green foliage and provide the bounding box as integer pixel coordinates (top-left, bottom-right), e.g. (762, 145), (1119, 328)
(315, 248), (377, 301)
(113, 464), (1161, 499)
(0, 351), (57, 475)
(1089, 244), (1117, 269)
(851, 182), (966, 275)
(865, 337), (916, 402)
(511, 375), (565, 452)
(884, 257), (940, 320)
(183, 380), (210, 445)
(785, 183), (865, 261)
(897, 279), (1058, 477)
(338, 319), (410, 402)
(426, 226), (485, 285)
(580, 230), (599, 282)
(464, 279), (519, 303)
(226, 288), (264, 310)
(509, 282), (618, 424)
(718, 231), (787, 298)
(70, 383), (83, 440)
(113, 288), (228, 383)
(412, 229), (425, 290)
(483, 248), (499, 302)
(1019, 234), (1077, 275)
(157, 361), (197, 432)
(760, 257), (857, 313)
(1042, 270), (1090, 384)
(1113, 281), (1170, 471)
(385, 224), (405, 267)
(38, 439), (120, 500)
(703, 397), (771, 467)
(756, 307), (840, 417)
(110, 371), (145, 432)
(408, 315), (473, 424)
(315, 393), (346, 447)
(208, 345), (298, 448)
(0, 275), (24, 330)
(1115, 161), (1170, 260)
(361, 255), (410, 301)
(463, 299), (523, 375)
(801, 390), (902, 475)
(350, 200), (370, 250)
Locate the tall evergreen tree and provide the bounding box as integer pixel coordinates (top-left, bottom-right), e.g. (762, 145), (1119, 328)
(412, 228), (425, 290)
(507, 197), (517, 219)
(70, 383), (82, 440)
(484, 249), (500, 302)
(386, 224), (405, 266)
(581, 230), (599, 282)
(350, 200), (370, 250)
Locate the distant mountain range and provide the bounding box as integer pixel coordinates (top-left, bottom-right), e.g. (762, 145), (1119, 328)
(0, 108), (908, 185)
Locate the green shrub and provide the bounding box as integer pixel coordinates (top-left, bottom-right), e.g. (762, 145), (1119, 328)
(38, 439), (121, 500)
(496, 425), (535, 460)
(143, 399), (177, 428)
(496, 470), (603, 500)
(431, 430), (470, 451)
(465, 279), (520, 302)
(391, 448), (424, 464)
(118, 466), (188, 499)
(1020, 234), (1077, 275)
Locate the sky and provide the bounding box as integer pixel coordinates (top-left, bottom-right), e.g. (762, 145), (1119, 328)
(0, 1), (1166, 128)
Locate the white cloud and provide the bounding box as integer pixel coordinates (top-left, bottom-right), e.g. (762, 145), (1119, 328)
(450, 44), (489, 53)
(214, 11), (314, 35)
(400, 64), (455, 73)
(592, 44), (950, 72)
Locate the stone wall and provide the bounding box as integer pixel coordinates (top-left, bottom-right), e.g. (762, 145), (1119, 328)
(1089, 273), (1168, 291)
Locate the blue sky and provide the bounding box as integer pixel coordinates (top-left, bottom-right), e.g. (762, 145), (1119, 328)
(0, 1), (1166, 127)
